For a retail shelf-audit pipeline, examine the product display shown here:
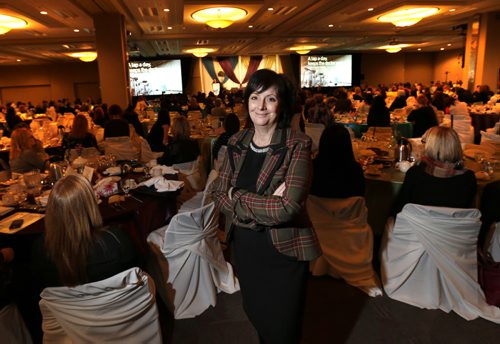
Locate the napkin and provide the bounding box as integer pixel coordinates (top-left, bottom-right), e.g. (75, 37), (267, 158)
(104, 166), (122, 176)
(150, 165), (178, 176)
(139, 176), (184, 192)
(94, 177), (120, 197)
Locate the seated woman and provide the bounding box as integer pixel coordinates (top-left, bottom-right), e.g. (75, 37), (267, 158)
(212, 113), (240, 161)
(392, 126), (477, 216)
(9, 127), (49, 173)
(367, 95), (390, 127)
(158, 116), (200, 166)
(147, 108), (171, 152)
(62, 114), (98, 150)
(104, 104), (129, 139)
(407, 94), (438, 138)
(310, 124), (365, 198)
(32, 174), (137, 288)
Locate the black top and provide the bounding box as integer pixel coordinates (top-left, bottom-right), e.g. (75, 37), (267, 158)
(310, 159), (365, 198)
(407, 107), (438, 138)
(158, 138), (200, 166)
(212, 132), (232, 160)
(147, 115), (171, 152)
(104, 119), (130, 139)
(367, 107), (390, 127)
(62, 132), (98, 150)
(389, 96), (407, 111)
(124, 111), (146, 138)
(236, 143), (267, 193)
(392, 163), (477, 215)
(31, 226), (138, 289)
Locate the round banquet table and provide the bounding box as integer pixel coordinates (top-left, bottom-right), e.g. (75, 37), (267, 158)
(340, 122), (413, 139)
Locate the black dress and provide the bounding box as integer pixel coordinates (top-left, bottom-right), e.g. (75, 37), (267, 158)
(310, 159), (365, 198)
(232, 144), (308, 344)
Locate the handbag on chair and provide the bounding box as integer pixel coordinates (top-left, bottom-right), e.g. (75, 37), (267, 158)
(478, 249), (500, 307)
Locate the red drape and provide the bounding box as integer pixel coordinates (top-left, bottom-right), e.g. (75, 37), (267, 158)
(241, 56), (263, 85)
(217, 57), (240, 85)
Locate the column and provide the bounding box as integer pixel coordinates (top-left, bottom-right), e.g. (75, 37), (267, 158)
(463, 12), (500, 91)
(93, 13), (130, 108)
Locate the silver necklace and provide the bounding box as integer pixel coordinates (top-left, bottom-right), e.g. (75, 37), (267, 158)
(250, 141), (269, 153)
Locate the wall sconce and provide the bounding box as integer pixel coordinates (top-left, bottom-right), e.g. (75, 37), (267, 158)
(66, 51), (98, 62)
(378, 8), (439, 27)
(185, 48), (216, 58)
(289, 45), (318, 55)
(0, 14), (28, 34)
(191, 7), (247, 29)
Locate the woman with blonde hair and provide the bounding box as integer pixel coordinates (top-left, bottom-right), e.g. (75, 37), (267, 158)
(392, 126), (476, 215)
(62, 114), (98, 150)
(9, 127), (49, 173)
(32, 174), (137, 287)
(158, 116), (199, 166)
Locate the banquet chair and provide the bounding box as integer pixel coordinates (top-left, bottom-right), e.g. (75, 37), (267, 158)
(380, 204), (500, 323)
(178, 168), (219, 213)
(442, 115), (474, 144)
(0, 303), (33, 344)
(39, 267), (162, 343)
(173, 156), (206, 192)
(146, 202), (240, 319)
(103, 136), (140, 161)
(307, 195), (382, 297)
(304, 122), (325, 152)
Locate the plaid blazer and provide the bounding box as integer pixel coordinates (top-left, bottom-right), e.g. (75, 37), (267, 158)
(211, 127), (321, 261)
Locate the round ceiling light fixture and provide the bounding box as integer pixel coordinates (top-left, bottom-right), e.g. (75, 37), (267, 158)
(378, 7), (439, 27)
(289, 45), (318, 55)
(66, 51), (98, 62)
(185, 48), (217, 58)
(0, 14), (28, 35)
(191, 7), (247, 29)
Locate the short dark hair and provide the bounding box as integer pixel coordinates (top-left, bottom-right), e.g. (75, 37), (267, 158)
(243, 69), (295, 129)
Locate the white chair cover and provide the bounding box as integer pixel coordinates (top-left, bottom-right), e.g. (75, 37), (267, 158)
(147, 202), (239, 319)
(381, 204), (500, 323)
(39, 267), (162, 343)
(0, 303), (33, 344)
(178, 169), (219, 213)
(103, 136), (140, 161)
(442, 115), (474, 144)
(307, 195), (382, 296)
(487, 222), (500, 262)
(173, 157), (205, 192)
(304, 123), (325, 152)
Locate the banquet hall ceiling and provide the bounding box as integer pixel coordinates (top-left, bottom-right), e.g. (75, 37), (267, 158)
(0, 0), (499, 65)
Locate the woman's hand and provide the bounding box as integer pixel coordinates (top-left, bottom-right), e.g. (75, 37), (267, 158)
(273, 182), (286, 197)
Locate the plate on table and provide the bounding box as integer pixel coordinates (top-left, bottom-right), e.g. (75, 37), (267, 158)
(133, 185), (178, 198)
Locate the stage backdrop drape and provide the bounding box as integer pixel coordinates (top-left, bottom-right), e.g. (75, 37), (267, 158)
(217, 56), (240, 85)
(201, 57), (217, 82)
(241, 56), (262, 85)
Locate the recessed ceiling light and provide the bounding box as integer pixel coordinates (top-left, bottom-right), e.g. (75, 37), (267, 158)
(449, 9), (456, 12)
(16, 59), (21, 62)
(248, 25), (253, 28)
(73, 29), (80, 32)
(167, 26), (172, 30)
(268, 8), (274, 11)
(417, 48), (422, 51)
(62, 44), (70, 49)
(40, 11), (48, 15)
(368, 8), (374, 12)
(328, 24), (334, 27)
(440, 47), (445, 50)
(163, 9), (170, 12)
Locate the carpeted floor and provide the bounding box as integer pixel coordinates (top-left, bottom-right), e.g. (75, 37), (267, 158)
(160, 274), (500, 344)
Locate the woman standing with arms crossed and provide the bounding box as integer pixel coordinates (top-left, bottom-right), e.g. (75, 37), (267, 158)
(211, 69), (320, 343)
